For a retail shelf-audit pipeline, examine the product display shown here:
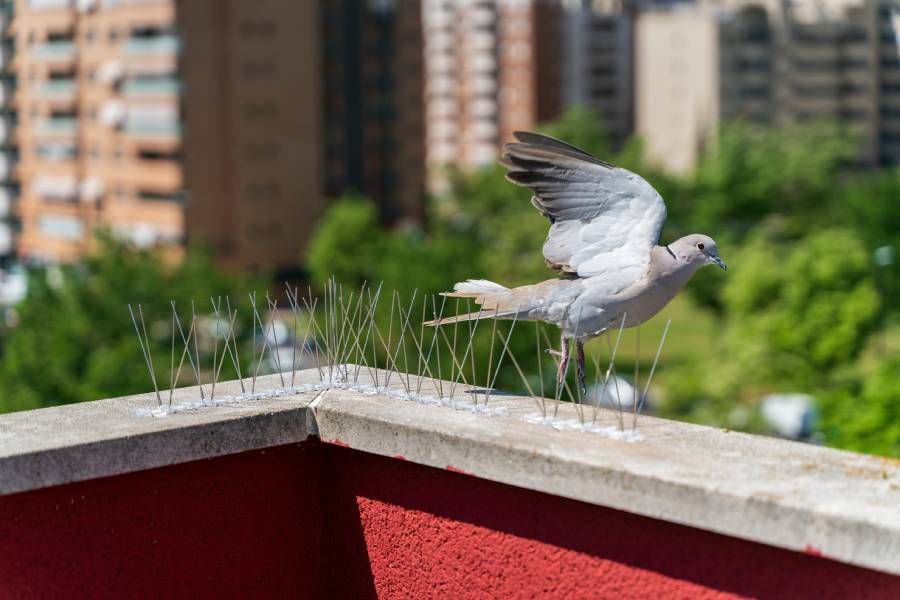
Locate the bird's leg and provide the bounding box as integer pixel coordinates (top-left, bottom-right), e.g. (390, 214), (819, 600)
(576, 340), (586, 396)
(555, 335), (570, 392)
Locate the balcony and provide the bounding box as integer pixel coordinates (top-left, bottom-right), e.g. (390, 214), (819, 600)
(0, 153), (15, 180)
(0, 186), (13, 218)
(33, 79), (76, 106)
(36, 142), (77, 163)
(36, 79), (75, 97)
(26, 0), (72, 9)
(31, 41), (75, 63)
(0, 117), (13, 144)
(120, 77), (180, 98)
(32, 175), (78, 201)
(37, 213), (83, 240)
(0, 367), (897, 596)
(123, 35), (179, 56)
(124, 120), (180, 139)
(35, 117), (77, 138)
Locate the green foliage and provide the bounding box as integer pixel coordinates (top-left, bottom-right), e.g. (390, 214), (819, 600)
(818, 356), (900, 458)
(677, 121), (856, 312)
(688, 121), (854, 237)
(538, 106), (612, 159)
(306, 194), (384, 289)
(834, 170), (900, 309)
(0, 235), (262, 412)
(703, 229), (881, 403)
(307, 195), (476, 297)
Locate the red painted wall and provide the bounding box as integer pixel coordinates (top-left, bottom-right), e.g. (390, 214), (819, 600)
(1, 440), (898, 599)
(0, 444), (323, 599)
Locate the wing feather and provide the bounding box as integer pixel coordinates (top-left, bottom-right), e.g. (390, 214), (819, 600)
(501, 131), (667, 292)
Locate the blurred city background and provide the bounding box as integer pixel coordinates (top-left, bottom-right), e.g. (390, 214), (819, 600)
(0, 0), (897, 456)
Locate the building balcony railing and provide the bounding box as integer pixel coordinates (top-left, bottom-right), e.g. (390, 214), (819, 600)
(124, 120), (180, 138)
(0, 367), (897, 596)
(0, 153), (14, 180)
(123, 35), (179, 56)
(120, 78), (180, 97)
(31, 41), (75, 62)
(25, 0), (72, 10)
(34, 79), (76, 99)
(34, 117), (78, 136)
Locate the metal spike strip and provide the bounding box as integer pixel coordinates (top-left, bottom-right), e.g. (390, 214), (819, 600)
(266, 293), (287, 388)
(632, 319), (671, 432)
(484, 307), (520, 406)
(128, 303), (162, 407)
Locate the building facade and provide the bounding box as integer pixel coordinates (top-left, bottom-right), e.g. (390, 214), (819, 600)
(320, 0), (426, 225)
(11, 0), (181, 263)
(7, 0), (425, 272)
(0, 0), (15, 267)
(423, 0), (566, 187)
(422, 0), (636, 188)
(561, 0), (635, 148)
(636, 0), (900, 172)
(177, 0), (323, 272)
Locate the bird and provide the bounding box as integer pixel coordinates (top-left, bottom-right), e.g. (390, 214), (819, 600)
(426, 131), (726, 394)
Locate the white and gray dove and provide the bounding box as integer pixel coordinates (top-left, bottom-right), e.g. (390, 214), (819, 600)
(427, 131), (726, 391)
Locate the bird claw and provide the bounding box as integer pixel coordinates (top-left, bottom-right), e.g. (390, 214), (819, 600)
(545, 349), (564, 358)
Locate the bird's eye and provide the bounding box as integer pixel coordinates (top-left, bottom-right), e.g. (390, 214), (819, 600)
(697, 242), (705, 250)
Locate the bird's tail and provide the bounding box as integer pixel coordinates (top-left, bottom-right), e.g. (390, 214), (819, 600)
(424, 279), (519, 326)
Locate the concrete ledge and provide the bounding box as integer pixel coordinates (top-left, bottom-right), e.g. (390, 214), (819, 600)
(0, 372), (320, 494)
(1, 366), (899, 576)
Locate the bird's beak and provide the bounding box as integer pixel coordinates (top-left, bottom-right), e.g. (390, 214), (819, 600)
(711, 255), (727, 271)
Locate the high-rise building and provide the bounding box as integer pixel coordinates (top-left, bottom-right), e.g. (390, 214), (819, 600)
(561, 0), (636, 148)
(636, 0), (900, 172)
(11, 0), (182, 263)
(8, 0), (425, 272)
(177, 0), (323, 272)
(423, 0), (564, 183)
(0, 0), (15, 267)
(320, 0), (426, 224)
(421, 0), (638, 187)
(179, 0), (425, 273)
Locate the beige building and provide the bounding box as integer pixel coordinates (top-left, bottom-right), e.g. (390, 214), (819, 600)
(11, 0), (182, 263)
(636, 0), (900, 173)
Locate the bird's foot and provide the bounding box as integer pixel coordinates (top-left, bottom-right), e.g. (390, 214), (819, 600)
(545, 349), (565, 358)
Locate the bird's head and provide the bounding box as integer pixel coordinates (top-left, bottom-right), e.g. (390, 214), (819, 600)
(671, 234), (727, 271)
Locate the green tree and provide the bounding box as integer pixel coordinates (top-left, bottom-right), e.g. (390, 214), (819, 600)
(664, 228), (882, 426)
(0, 235), (262, 412)
(818, 355), (900, 457)
(835, 170), (900, 313)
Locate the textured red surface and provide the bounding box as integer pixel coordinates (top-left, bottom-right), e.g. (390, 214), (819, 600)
(2, 440), (899, 599)
(321, 444), (900, 600)
(0, 444), (322, 599)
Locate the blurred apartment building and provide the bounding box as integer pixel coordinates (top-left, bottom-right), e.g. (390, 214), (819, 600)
(6, 0), (424, 272)
(636, 0), (900, 172)
(0, 1), (14, 267)
(320, 0), (425, 225)
(179, 0), (424, 271)
(11, 0), (181, 263)
(422, 0), (636, 187)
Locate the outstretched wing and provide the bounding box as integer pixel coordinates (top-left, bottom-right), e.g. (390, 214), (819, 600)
(501, 131), (667, 292)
